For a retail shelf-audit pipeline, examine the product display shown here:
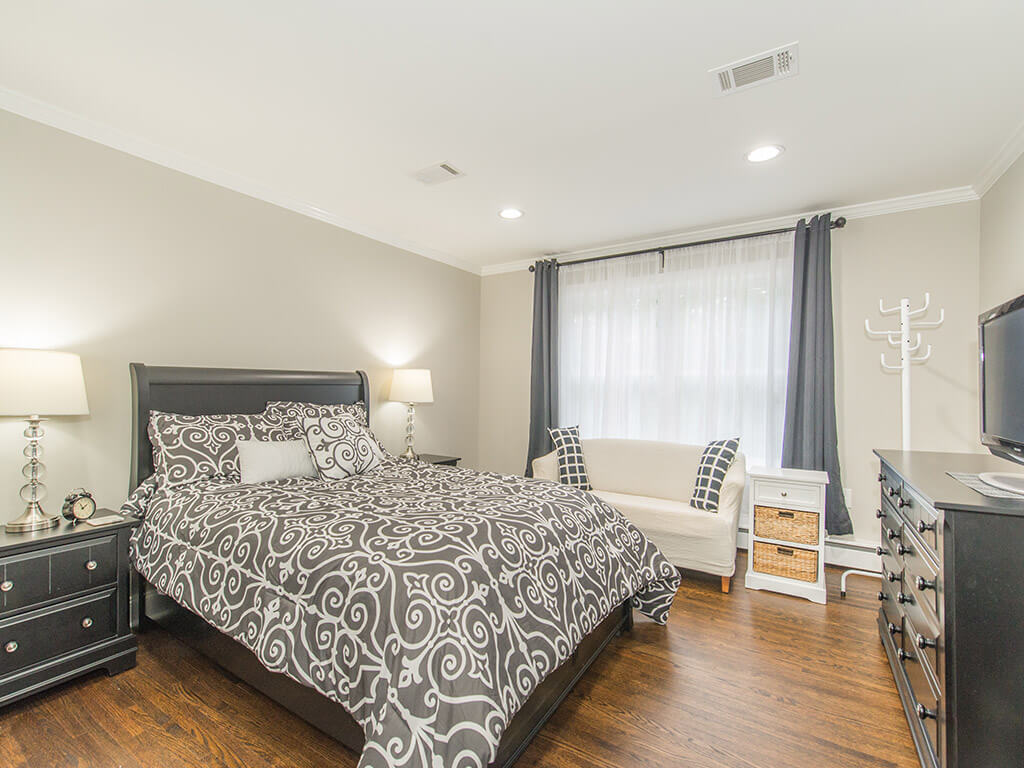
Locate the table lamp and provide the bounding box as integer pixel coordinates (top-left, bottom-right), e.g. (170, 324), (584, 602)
(388, 369), (433, 460)
(0, 349), (90, 532)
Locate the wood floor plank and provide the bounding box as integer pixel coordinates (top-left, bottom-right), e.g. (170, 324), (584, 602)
(0, 553), (919, 767)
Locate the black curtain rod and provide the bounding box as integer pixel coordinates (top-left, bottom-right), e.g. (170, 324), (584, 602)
(528, 216), (847, 272)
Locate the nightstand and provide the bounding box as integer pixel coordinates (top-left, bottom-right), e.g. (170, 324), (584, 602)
(744, 467), (829, 604)
(418, 454), (461, 467)
(0, 513), (140, 708)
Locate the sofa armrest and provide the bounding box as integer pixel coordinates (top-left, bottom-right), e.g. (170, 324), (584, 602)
(532, 450), (559, 481)
(716, 453), (747, 528)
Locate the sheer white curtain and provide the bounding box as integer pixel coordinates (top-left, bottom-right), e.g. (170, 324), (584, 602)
(558, 231), (794, 468)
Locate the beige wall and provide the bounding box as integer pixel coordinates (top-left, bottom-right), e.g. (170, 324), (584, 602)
(478, 203), (983, 543)
(980, 152), (1024, 310)
(0, 110), (481, 512)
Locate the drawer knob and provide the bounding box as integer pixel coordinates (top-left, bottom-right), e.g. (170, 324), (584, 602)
(897, 543), (910, 556)
(885, 528), (900, 541)
(875, 508), (885, 519)
(0, 580), (12, 593)
(896, 496), (909, 508)
(897, 591), (913, 605)
(886, 570), (898, 583)
(897, 648), (914, 661)
(917, 519), (936, 534)
(779, 491), (788, 497)
(81, 617), (93, 629)
(85, 560), (98, 571)
(917, 634), (937, 650)
(887, 486), (898, 497)
(887, 621), (902, 635)
(877, 591), (888, 602)
(4, 641), (17, 654)
(916, 703), (937, 720)
(878, 472), (886, 482)
(875, 546), (886, 557)
(915, 576), (936, 591)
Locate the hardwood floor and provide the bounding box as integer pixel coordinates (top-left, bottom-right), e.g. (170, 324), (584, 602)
(0, 553), (919, 768)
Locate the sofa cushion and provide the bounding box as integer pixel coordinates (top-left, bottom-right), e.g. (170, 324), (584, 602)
(580, 439), (704, 501)
(594, 489), (738, 576)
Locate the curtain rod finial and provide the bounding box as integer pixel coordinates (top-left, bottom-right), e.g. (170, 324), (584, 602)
(833, 216), (847, 229)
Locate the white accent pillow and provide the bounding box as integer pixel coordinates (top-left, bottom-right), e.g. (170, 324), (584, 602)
(301, 413), (385, 480)
(236, 439), (317, 484)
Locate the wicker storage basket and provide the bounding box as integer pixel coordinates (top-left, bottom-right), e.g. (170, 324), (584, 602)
(752, 541), (818, 582)
(753, 505), (819, 546)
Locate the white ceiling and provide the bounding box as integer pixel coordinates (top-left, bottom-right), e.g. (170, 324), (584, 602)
(2, 1), (1023, 273)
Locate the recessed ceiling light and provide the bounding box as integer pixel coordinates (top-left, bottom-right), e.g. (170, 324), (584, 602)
(499, 208), (524, 220)
(746, 145), (784, 163)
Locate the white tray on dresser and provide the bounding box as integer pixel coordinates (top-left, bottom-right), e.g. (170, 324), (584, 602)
(744, 466), (829, 604)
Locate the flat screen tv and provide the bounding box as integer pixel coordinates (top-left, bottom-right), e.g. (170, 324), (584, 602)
(979, 293), (1024, 493)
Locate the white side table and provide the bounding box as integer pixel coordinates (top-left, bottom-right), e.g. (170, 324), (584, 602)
(744, 467), (829, 604)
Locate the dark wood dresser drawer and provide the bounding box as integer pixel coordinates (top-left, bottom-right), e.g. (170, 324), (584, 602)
(0, 535), (118, 616)
(0, 589), (117, 676)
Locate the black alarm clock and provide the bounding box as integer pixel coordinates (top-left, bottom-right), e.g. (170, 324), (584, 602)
(62, 488), (97, 521)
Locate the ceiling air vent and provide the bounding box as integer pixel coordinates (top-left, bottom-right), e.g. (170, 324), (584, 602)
(711, 42), (799, 95)
(413, 162), (464, 185)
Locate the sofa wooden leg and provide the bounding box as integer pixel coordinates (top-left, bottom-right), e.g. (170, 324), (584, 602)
(721, 576), (731, 594)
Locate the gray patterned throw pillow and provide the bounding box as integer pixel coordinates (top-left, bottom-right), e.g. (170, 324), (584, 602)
(690, 438), (740, 512)
(264, 400), (368, 431)
(301, 413), (385, 480)
(148, 411), (295, 488)
(548, 425), (593, 490)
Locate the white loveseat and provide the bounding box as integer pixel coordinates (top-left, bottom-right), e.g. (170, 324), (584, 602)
(533, 439), (746, 592)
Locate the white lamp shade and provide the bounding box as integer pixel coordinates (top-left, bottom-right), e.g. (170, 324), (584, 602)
(389, 369), (433, 404)
(0, 349), (90, 416)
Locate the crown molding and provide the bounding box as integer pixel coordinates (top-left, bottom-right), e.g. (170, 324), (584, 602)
(974, 117), (1024, 197)
(0, 88), (483, 276)
(480, 186), (980, 276)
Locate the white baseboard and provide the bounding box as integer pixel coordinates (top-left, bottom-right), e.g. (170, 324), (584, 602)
(738, 529), (880, 571)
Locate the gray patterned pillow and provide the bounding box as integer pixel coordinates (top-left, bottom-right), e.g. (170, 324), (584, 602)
(264, 400), (368, 430)
(148, 411), (295, 488)
(301, 413), (385, 480)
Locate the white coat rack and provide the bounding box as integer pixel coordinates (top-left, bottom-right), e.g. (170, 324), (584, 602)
(865, 292), (945, 451)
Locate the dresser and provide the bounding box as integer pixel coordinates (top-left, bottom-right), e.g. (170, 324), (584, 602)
(744, 466), (829, 604)
(874, 450), (1024, 768)
(0, 515), (139, 707)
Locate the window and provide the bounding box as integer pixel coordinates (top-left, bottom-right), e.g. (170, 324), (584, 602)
(558, 232), (794, 468)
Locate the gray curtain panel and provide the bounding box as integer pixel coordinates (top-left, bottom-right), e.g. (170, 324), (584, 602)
(783, 214), (854, 536)
(525, 260), (559, 476)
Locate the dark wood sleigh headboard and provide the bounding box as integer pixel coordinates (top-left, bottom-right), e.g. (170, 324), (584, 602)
(129, 363), (369, 491)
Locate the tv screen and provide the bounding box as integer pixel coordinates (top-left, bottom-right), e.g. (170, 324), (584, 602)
(981, 297), (1024, 460)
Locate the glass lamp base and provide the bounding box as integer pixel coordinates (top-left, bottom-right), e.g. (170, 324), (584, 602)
(5, 504), (60, 533)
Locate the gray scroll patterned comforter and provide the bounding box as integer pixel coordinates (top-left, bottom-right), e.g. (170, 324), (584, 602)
(128, 459), (681, 768)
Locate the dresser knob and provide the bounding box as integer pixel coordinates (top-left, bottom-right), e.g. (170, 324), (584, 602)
(875, 509), (885, 519)
(897, 543), (910, 556)
(896, 497), (909, 508)
(878, 472), (887, 482)
(886, 571), (898, 583)
(886, 528), (900, 541)
(81, 617), (93, 629)
(915, 576), (936, 591)
(916, 703), (937, 720)
(887, 486), (898, 497)
(780, 491), (788, 497)
(917, 519), (936, 534)
(4, 641), (17, 654)
(877, 591), (888, 602)
(887, 622), (902, 635)
(897, 592), (912, 605)
(0, 580), (12, 593)
(917, 634), (937, 650)
(85, 560), (98, 571)
(875, 546), (886, 557)
(897, 648), (913, 661)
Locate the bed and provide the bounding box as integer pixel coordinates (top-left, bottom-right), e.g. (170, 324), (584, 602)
(127, 363), (680, 768)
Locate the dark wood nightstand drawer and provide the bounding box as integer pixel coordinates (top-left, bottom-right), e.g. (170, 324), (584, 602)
(0, 589), (117, 676)
(0, 534), (117, 615)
